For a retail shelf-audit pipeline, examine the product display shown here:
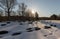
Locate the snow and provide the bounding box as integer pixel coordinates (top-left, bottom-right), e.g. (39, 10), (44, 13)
(0, 20), (60, 39)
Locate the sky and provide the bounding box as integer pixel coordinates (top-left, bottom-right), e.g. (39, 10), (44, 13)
(17, 0), (60, 17)
(0, 0), (59, 17)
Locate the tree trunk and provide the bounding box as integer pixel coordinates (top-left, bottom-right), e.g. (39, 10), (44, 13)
(8, 9), (10, 21)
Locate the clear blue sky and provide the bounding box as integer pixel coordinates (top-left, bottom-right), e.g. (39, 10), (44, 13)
(17, 0), (60, 17)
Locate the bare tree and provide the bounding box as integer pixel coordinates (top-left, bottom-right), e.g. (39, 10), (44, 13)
(35, 12), (39, 20)
(0, 9), (3, 16)
(10, 11), (16, 16)
(0, 0), (17, 20)
(18, 4), (22, 16)
(18, 3), (27, 16)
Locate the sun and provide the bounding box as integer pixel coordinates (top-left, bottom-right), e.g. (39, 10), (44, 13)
(32, 10), (35, 14)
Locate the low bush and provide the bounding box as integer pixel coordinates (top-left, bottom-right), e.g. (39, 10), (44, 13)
(12, 32), (22, 36)
(53, 25), (56, 27)
(26, 28), (32, 30)
(20, 23), (23, 25)
(27, 29), (33, 32)
(26, 28), (33, 32)
(44, 35), (47, 37)
(34, 27), (41, 31)
(44, 26), (51, 29)
(6, 22), (10, 24)
(1, 24), (6, 26)
(50, 24), (53, 26)
(0, 31), (8, 35)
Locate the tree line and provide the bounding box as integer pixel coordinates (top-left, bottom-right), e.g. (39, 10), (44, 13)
(0, 0), (60, 21)
(0, 0), (39, 21)
(39, 14), (60, 20)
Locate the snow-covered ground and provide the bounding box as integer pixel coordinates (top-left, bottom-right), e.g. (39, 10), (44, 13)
(0, 20), (60, 39)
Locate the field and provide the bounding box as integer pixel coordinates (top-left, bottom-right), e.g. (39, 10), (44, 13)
(0, 20), (60, 39)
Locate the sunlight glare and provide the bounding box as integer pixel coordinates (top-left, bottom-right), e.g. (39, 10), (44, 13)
(32, 9), (35, 14)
